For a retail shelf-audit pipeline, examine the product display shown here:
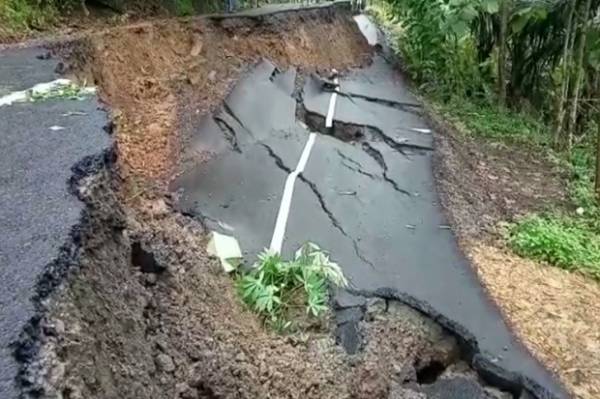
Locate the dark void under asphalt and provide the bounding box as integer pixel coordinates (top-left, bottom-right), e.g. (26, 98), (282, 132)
(172, 41), (569, 399)
(0, 47), (110, 398)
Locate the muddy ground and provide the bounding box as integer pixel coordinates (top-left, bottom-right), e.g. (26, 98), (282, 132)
(16, 5), (550, 399)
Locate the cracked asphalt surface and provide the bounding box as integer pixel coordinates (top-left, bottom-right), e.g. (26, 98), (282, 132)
(0, 47), (110, 398)
(173, 55), (568, 397)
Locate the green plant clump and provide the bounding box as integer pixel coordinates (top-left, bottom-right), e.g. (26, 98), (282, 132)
(440, 97), (546, 143)
(509, 214), (600, 280)
(0, 0), (79, 34)
(237, 243), (348, 332)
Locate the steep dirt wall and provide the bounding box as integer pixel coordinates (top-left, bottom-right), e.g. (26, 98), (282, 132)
(59, 4), (371, 185)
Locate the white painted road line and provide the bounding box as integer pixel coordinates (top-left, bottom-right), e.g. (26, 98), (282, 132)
(269, 74), (339, 254)
(269, 132), (317, 253)
(325, 77), (339, 128)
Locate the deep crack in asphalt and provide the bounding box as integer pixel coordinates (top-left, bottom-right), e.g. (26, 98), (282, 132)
(260, 141), (376, 271)
(323, 87), (422, 113)
(214, 116), (242, 153)
(360, 142), (412, 196)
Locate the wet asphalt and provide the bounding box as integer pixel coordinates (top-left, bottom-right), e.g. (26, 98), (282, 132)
(0, 47), (110, 398)
(173, 41), (569, 399)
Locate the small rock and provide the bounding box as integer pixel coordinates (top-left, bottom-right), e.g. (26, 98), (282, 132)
(176, 383), (188, 394)
(190, 36), (203, 57)
(208, 70), (217, 81)
(235, 352), (246, 362)
(392, 363), (417, 384)
(144, 273), (157, 286)
(188, 74), (201, 86)
(155, 337), (169, 351)
(54, 319), (65, 335)
(181, 387), (198, 399)
(333, 290), (366, 309)
(336, 322), (361, 354)
(155, 353), (175, 373)
(365, 297), (386, 317)
(176, 382), (198, 399)
(272, 371), (283, 380)
(335, 307), (363, 325)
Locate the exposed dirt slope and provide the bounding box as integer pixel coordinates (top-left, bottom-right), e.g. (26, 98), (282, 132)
(60, 8), (371, 187)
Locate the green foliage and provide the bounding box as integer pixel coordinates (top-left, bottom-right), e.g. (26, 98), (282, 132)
(509, 214), (600, 279)
(174, 0), (194, 16)
(0, 0), (58, 33)
(0, 0), (84, 35)
(237, 243), (347, 332)
(439, 97), (546, 143)
(385, 0), (491, 97)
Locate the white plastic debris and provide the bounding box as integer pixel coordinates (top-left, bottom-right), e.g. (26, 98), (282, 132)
(0, 79), (70, 106)
(0, 79), (96, 107)
(411, 128), (431, 134)
(206, 231), (243, 272)
(49, 125), (65, 131)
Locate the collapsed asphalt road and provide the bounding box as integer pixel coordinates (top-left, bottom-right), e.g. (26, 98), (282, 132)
(172, 30), (568, 399)
(0, 47), (110, 398)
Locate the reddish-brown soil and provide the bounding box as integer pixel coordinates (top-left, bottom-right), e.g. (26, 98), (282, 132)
(59, 8), (371, 189)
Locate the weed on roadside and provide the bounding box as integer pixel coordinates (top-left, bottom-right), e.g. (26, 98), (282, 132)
(438, 97), (546, 144)
(237, 243), (347, 332)
(508, 214), (600, 280)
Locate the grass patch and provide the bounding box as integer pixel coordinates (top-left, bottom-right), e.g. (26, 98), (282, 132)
(438, 97), (547, 144)
(509, 214), (600, 280)
(237, 243), (347, 332)
(0, 0), (60, 36)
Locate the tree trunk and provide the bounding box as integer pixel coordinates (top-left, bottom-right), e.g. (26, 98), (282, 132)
(497, 0), (509, 106)
(567, 0), (592, 152)
(553, 0), (577, 149)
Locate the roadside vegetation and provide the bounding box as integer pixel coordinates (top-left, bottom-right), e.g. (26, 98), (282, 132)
(237, 243), (348, 332)
(0, 0), (61, 35)
(369, 0), (600, 280)
(0, 0), (305, 40)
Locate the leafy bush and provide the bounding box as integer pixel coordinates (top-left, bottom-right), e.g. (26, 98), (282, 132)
(509, 214), (600, 280)
(237, 243), (347, 331)
(382, 0), (491, 98)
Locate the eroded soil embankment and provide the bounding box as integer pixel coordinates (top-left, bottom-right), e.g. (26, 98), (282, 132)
(57, 5), (372, 185)
(18, 6), (521, 399)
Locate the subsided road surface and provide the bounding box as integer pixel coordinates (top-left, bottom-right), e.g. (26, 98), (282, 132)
(172, 19), (569, 399)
